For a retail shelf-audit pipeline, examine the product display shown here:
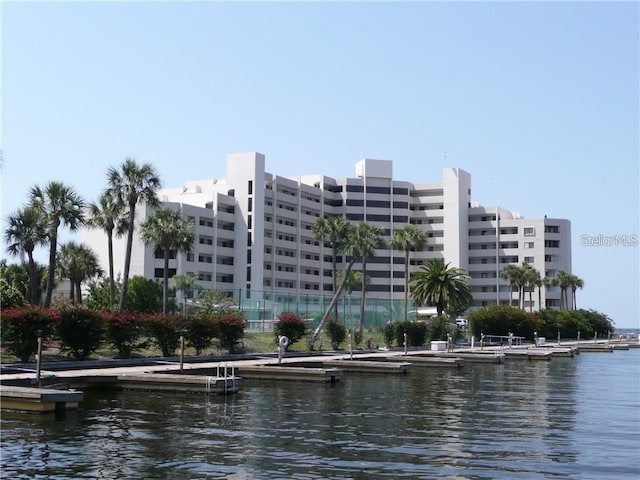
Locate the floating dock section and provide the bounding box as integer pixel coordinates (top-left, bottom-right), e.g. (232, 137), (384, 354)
(322, 359), (412, 374)
(386, 355), (464, 368)
(1, 385), (83, 413)
(235, 364), (342, 383)
(115, 373), (240, 395)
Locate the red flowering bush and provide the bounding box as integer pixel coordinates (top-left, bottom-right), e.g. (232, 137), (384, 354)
(217, 312), (247, 354)
(185, 313), (218, 355)
(144, 313), (187, 357)
(55, 306), (104, 360)
(104, 312), (145, 358)
(1, 306), (58, 362)
(274, 312), (307, 350)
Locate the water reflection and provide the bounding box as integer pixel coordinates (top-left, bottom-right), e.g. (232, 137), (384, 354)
(2, 351), (638, 479)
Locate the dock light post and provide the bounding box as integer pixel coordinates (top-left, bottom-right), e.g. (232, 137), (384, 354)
(404, 332), (408, 356)
(577, 330), (581, 343)
(35, 330), (43, 388)
(179, 335), (185, 373)
(508, 331), (513, 349)
(594, 331), (597, 343)
(558, 330), (561, 346)
(348, 330), (354, 360)
(480, 333), (485, 350)
(534, 331), (538, 347)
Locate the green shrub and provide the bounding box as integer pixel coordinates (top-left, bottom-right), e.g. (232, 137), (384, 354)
(104, 312), (144, 358)
(56, 306), (104, 360)
(382, 322), (395, 347)
(388, 321), (427, 347)
(326, 318), (346, 349)
(1, 307), (58, 362)
(0, 279), (26, 309)
(144, 313), (186, 357)
(468, 305), (535, 339)
(274, 312), (307, 349)
(428, 316), (451, 342)
(185, 313), (218, 355)
(217, 312), (247, 354)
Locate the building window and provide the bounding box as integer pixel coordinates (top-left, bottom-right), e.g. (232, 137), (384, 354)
(248, 197), (253, 212)
(248, 180), (253, 195)
(524, 256), (534, 264)
(524, 227), (535, 236)
(154, 268), (176, 278)
(524, 242), (534, 249)
(199, 236), (213, 245)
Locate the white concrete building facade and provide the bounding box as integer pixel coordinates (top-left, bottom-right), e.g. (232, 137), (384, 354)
(82, 152), (571, 312)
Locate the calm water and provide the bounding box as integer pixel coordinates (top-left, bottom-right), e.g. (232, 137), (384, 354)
(2, 349), (639, 480)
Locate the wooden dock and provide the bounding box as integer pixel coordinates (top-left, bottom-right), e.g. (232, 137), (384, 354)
(504, 349), (552, 361)
(235, 365), (342, 383)
(1, 385), (83, 413)
(323, 359), (412, 374)
(386, 355), (464, 368)
(577, 344), (614, 353)
(115, 373), (240, 394)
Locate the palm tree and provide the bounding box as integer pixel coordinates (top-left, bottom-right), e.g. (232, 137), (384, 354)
(106, 158), (161, 312)
(351, 223), (385, 336)
(312, 222), (360, 341)
(314, 215), (350, 320)
(551, 270), (572, 310)
(522, 263), (541, 313)
(140, 207), (195, 315)
(4, 207), (49, 305)
(391, 225), (427, 322)
(29, 181), (85, 307)
(569, 274), (584, 310)
(173, 273), (201, 314)
(86, 192), (128, 311)
(499, 264), (523, 308)
(57, 241), (103, 304)
(409, 258), (472, 317)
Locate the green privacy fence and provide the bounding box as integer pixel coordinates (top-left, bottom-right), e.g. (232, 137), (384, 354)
(194, 288), (421, 333)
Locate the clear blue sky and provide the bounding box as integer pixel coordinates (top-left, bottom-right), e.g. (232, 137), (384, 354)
(1, 1), (638, 328)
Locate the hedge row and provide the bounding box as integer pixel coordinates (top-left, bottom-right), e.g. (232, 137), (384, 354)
(1, 306), (247, 362)
(468, 305), (615, 340)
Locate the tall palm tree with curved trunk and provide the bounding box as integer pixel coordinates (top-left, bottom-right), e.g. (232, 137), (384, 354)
(314, 215), (350, 320)
(30, 181), (85, 307)
(391, 225), (427, 322)
(140, 207), (195, 315)
(409, 258), (472, 317)
(352, 223), (385, 336)
(57, 241), (103, 304)
(4, 207), (49, 305)
(86, 192), (128, 311)
(313, 222), (358, 341)
(106, 158), (161, 312)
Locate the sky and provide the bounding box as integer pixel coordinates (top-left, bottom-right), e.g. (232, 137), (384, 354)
(1, 1), (638, 328)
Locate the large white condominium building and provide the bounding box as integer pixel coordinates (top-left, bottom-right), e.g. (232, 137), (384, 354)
(82, 152), (571, 311)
